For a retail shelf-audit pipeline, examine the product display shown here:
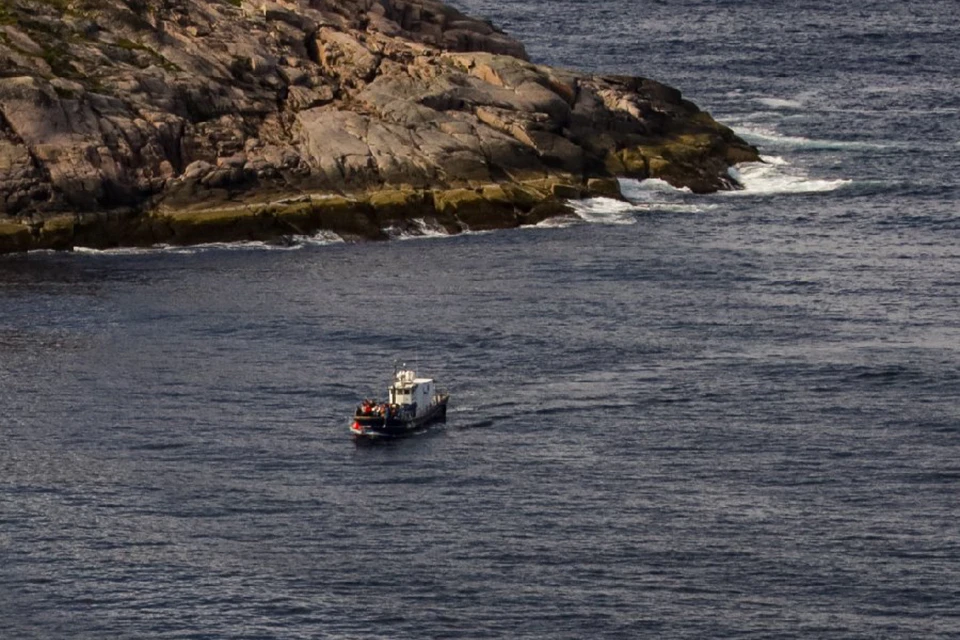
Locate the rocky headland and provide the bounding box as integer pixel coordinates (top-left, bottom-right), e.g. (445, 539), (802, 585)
(0, 0), (759, 253)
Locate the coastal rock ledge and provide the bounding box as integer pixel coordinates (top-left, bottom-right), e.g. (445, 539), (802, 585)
(0, 0), (759, 253)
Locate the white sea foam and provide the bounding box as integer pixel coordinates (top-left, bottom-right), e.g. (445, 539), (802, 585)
(394, 219), (451, 240)
(415, 218), (451, 237)
(642, 202), (719, 214)
(458, 228), (496, 237)
(163, 240), (303, 254)
(70, 230), (345, 256)
(532, 215), (579, 229)
(759, 154), (789, 166)
(755, 97), (804, 110)
(721, 111), (781, 127)
(72, 246), (162, 256)
(618, 177), (691, 201)
(736, 124), (889, 151)
(298, 230), (345, 246)
(568, 197), (638, 225)
(726, 159), (851, 195)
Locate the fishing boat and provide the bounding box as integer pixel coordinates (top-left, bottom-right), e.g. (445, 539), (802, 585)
(350, 366), (449, 440)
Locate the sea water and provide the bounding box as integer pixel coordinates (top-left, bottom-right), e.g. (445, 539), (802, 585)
(2, 1), (959, 637)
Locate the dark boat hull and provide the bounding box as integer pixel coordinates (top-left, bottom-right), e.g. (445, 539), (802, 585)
(350, 396), (449, 440)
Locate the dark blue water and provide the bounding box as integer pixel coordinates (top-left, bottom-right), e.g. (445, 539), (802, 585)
(3, 1), (960, 637)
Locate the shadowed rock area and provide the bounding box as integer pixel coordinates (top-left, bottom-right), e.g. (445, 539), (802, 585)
(0, 0), (759, 252)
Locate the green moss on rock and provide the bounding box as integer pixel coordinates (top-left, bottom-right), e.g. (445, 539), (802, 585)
(162, 206), (276, 245)
(606, 147), (648, 178)
(312, 196), (381, 238)
(0, 7), (17, 26)
(113, 38), (180, 72)
(0, 221), (33, 252)
(586, 177), (623, 199)
(433, 187), (519, 230)
(606, 125), (758, 193)
(38, 215), (75, 250)
(498, 182), (544, 210)
(366, 189), (431, 223)
(521, 199), (574, 226)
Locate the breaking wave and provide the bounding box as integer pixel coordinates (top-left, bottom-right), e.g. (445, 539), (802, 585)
(71, 246), (162, 256)
(532, 215), (580, 229)
(620, 178), (718, 214)
(387, 218), (451, 240)
(619, 177), (691, 199)
(567, 197), (638, 225)
(727, 157), (852, 195)
(69, 230), (345, 256)
(565, 178), (721, 225)
(35, 157), (851, 258)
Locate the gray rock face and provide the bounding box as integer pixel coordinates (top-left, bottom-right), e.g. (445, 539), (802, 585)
(0, 0), (757, 250)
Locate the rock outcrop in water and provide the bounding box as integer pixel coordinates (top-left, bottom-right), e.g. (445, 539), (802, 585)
(0, 0), (759, 253)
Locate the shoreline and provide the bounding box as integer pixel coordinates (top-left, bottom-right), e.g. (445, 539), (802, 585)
(0, 177), (622, 254)
(0, 0), (759, 255)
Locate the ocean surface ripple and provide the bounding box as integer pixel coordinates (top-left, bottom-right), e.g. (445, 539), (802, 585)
(3, 1), (960, 637)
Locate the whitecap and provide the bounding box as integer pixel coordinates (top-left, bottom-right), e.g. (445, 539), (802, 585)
(758, 154), (789, 166)
(394, 219), (451, 240)
(638, 203), (719, 214)
(298, 230), (345, 247)
(755, 97), (804, 110)
(532, 216), (579, 229)
(735, 125), (890, 151)
(71, 246), (162, 256)
(68, 231), (343, 256)
(162, 240), (303, 254)
(568, 197), (638, 225)
(457, 228), (496, 236)
(618, 177), (691, 201)
(725, 160), (851, 196)
(720, 111), (783, 126)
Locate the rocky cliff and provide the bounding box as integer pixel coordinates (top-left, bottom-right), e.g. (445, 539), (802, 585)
(0, 0), (759, 252)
